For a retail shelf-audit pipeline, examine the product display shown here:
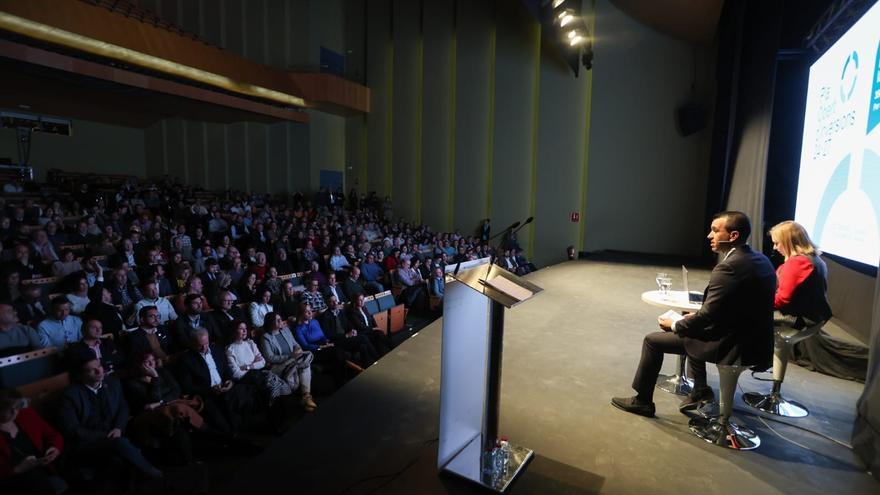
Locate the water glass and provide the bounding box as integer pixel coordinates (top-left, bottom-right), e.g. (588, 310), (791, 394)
(655, 272), (668, 293)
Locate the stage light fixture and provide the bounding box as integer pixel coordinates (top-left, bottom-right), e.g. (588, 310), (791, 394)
(560, 13), (575, 27)
(551, 0), (566, 9)
(569, 35), (584, 46)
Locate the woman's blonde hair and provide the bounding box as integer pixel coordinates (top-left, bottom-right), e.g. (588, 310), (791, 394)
(769, 220), (819, 259)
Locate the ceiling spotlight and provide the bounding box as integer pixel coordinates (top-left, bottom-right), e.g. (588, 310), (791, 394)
(567, 30), (579, 39)
(569, 35), (584, 46)
(551, 0), (566, 8)
(560, 14), (574, 27)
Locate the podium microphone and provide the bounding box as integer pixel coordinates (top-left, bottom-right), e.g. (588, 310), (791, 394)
(487, 221), (521, 241)
(511, 216), (534, 235)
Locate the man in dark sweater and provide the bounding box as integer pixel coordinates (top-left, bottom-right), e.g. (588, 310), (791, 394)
(57, 353), (162, 479)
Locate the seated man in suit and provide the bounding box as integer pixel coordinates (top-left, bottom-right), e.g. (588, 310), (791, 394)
(125, 306), (174, 364)
(172, 294), (222, 352)
(210, 289), (245, 330)
(612, 211), (776, 417)
(321, 296), (377, 368)
(57, 353), (162, 481)
(174, 327), (262, 433)
(12, 283), (48, 327)
(68, 318), (124, 375)
(321, 272), (348, 305)
(341, 266), (367, 302)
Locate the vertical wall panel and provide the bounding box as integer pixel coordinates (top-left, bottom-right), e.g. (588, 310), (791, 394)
(201, 0), (224, 47)
(227, 123), (248, 191)
(224, 0), (245, 56)
(420, 0), (454, 231)
(288, 122), (310, 193)
(266, 0), (288, 69)
(144, 122), (165, 179)
(584, 0), (712, 256)
(309, 112), (346, 188)
(248, 124), (269, 193)
(204, 122), (227, 190)
(185, 121), (207, 187)
(164, 118), (187, 181)
(289, 0), (311, 69)
(532, 44), (589, 267)
(365, 0), (391, 197)
(391, 0), (421, 220)
(267, 123), (288, 193)
(244, 0), (268, 65)
(453, 0), (492, 237)
(491, 7), (538, 241)
(345, 117), (366, 194)
(179, 0), (201, 35)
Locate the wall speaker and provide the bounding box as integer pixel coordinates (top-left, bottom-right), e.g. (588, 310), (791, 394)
(675, 102), (706, 137)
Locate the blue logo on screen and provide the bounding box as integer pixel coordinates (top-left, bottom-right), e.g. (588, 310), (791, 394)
(840, 50), (859, 103)
(868, 41), (880, 134)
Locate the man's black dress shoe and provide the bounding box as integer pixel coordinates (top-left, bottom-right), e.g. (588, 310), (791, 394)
(679, 387), (715, 413)
(611, 396), (656, 417)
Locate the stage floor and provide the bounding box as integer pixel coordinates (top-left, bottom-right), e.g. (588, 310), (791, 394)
(221, 260), (877, 495)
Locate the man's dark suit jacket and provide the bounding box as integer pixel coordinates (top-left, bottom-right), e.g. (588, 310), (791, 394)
(321, 309), (352, 340)
(209, 307), (244, 332)
(674, 245), (776, 368)
(347, 305), (378, 333)
(57, 378), (129, 445)
(171, 313), (223, 351)
(322, 284), (349, 304)
(174, 345), (233, 398)
(83, 301), (126, 337)
(13, 296), (49, 326)
(124, 326), (173, 360)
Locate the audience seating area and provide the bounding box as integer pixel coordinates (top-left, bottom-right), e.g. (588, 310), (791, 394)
(0, 170), (537, 492)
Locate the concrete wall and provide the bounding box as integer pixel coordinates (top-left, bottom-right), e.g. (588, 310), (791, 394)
(347, 0), (714, 266)
(0, 118), (145, 180)
(136, 0), (345, 193)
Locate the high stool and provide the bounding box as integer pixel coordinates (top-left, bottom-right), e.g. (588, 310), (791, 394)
(656, 355), (693, 396)
(742, 319), (825, 418)
(689, 364), (760, 450)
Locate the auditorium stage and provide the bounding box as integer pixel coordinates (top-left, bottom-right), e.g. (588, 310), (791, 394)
(220, 260), (877, 495)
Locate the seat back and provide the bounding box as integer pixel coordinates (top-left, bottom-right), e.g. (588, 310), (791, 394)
(17, 372), (71, 414)
(373, 311), (390, 335)
(389, 304), (408, 334)
(0, 347), (62, 389)
(363, 295), (380, 315)
(375, 290), (395, 311)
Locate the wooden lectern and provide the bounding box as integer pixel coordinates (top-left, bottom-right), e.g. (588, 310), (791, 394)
(437, 258), (543, 492)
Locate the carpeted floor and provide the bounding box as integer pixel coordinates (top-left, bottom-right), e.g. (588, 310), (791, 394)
(217, 260), (878, 495)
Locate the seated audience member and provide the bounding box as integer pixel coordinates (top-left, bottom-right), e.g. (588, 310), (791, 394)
(769, 221), (833, 328)
(124, 352), (202, 466)
(83, 286), (125, 338)
(13, 284), (48, 327)
(394, 258), (427, 311)
(0, 270), (21, 304)
(305, 261), (328, 288)
(68, 318), (124, 375)
(126, 306), (173, 364)
(0, 388), (66, 495)
(293, 304), (344, 379)
(300, 278), (328, 314)
(173, 275), (209, 315)
(0, 302), (41, 357)
(210, 290), (244, 328)
(133, 280), (177, 326)
(150, 264), (174, 298)
(611, 211), (776, 417)
(107, 267), (142, 319)
(429, 266), (445, 301)
(226, 319), (294, 409)
(274, 281), (301, 320)
(328, 246), (351, 272)
(51, 249), (82, 278)
(347, 293), (391, 357)
(514, 249), (536, 274)
(273, 248), (295, 276)
(172, 294), (222, 352)
(322, 271), (349, 305)
(65, 275), (91, 315)
(36, 297), (83, 349)
(198, 258), (221, 304)
(3, 244), (42, 280)
(57, 354), (162, 480)
(237, 271), (259, 305)
(175, 327), (263, 433)
(262, 267), (282, 297)
(249, 288), (274, 330)
(258, 313), (316, 412)
(359, 253), (385, 294)
(341, 266), (367, 301)
(321, 297), (377, 368)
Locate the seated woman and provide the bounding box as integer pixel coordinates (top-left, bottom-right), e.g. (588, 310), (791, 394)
(257, 313), (316, 412)
(0, 388), (66, 495)
(225, 319), (293, 408)
(249, 288), (274, 331)
(123, 352), (203, 466)
(769, 221), (833, 328)
(293, 304), (345, 383)
(65, 274), (91, 315)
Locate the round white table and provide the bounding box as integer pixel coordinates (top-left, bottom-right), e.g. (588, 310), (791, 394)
(640, 290), (702, 395)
